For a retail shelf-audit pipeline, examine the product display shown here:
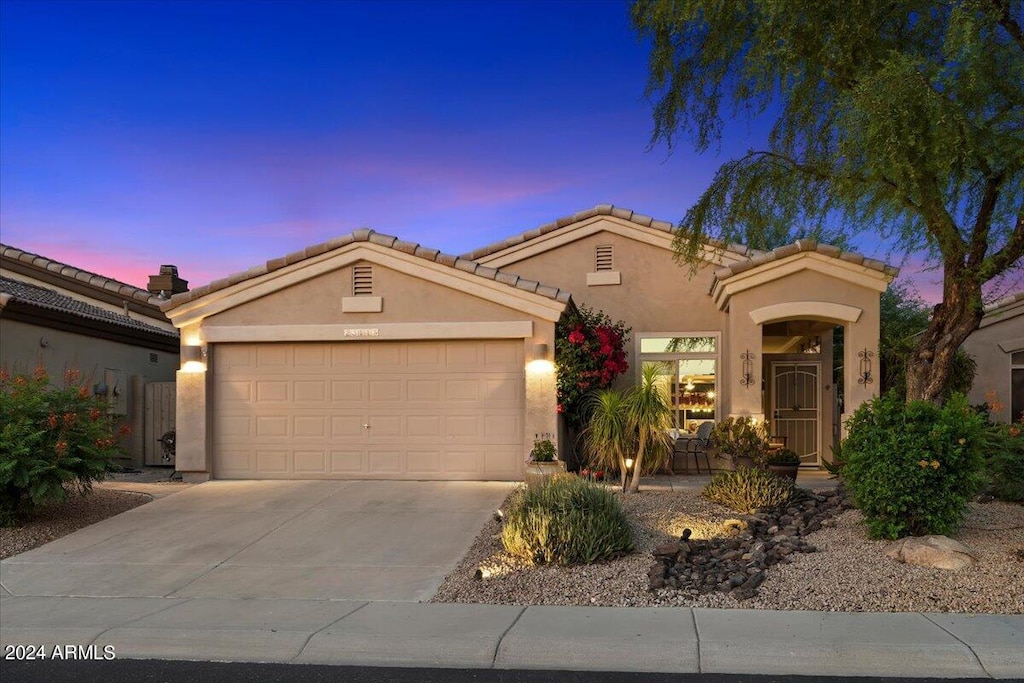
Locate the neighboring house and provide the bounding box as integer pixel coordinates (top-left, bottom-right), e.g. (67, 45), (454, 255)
(0, 244), (186, 467)
(163, 205), (896, 482)
(962, 292), (1024, 424)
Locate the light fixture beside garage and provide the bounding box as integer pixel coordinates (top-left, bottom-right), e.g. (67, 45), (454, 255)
(527, 342), (554, 375)
(180, 345), (207, 372)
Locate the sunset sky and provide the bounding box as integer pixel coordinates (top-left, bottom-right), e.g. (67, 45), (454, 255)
(1, 0), (952, 301)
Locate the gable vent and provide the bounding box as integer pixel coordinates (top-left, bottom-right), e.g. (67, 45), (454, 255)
(595, 245), (614, 271)
(352, 265), (373, 296)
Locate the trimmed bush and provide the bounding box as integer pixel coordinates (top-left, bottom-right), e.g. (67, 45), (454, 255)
(500, 474), (633, 565)
(700, 467), (797, 513)
(841, 393), (985, 539)
(982, 420), (1024, 502)
(0, 367), (128, 525)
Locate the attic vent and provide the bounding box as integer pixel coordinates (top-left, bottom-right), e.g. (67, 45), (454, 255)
(149, 353), (159, 364)
(595, 245), (613, 271)
(352, 265), (373, 296)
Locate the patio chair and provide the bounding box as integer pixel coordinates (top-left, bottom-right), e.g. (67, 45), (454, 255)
(680, 421), (714, 474)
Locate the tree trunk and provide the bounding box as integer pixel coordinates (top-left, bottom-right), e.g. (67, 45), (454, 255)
(627, 442), (646, 494)
(905, 275), (984, 403)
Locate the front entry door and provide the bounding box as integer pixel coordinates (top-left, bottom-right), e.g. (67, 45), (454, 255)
(771, 362), (820, 466)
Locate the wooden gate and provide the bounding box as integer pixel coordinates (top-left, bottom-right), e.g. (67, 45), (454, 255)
(144, 382), (176, 466)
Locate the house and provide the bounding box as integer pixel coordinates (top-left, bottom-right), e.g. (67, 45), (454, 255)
(962, 292), (1024, 423)
(162, 205), (896, 482)
(0, 244), (185, 467)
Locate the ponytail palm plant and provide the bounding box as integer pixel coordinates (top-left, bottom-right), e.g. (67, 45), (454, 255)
(623, 362), (674, 493)
(583, 389), (636, 491)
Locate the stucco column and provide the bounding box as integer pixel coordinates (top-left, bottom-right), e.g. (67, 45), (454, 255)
(524, 321), (558, 466)
(727, 309), (763, 419)
(128, 374), (145, 469)
(842, 309), (881, 437)
(175, 363), (211, 482)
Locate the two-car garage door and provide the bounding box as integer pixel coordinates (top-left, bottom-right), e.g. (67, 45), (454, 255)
(213, 340), (524, 480)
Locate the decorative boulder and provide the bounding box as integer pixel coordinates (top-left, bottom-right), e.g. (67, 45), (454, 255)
(885, 535), (978, 571)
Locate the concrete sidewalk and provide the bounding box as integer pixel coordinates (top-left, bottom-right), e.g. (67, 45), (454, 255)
(0, 596), (1020, 678)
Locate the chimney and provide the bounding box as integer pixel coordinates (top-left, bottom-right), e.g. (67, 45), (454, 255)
(147, 265), (189, 296)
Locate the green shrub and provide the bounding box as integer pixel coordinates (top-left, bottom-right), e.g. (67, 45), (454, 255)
(0, 367), (128, 524)
(707, 416), (770, 468)
(700, 467), (797, 513)
(841, 393), (985, 539)
(500, 474), (633, 565)
(981, 420), (1024, 502)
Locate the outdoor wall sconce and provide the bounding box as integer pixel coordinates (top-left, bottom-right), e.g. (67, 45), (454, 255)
(740, 349), (755, 387)
(181, 345), (205, 363)
(858, 348), (874, 385)
(532, 343), (549, 361)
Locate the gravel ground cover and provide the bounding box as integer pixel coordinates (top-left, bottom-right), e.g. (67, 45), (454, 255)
(0, 488), (152, 560)
(431, 486), (1024, 613)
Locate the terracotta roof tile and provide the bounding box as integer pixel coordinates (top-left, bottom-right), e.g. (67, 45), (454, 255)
(161, 230), (571, 311)
(0, 243), (167, 306)
(0, 276), (177, 339)
(984, 291), (1024, 314)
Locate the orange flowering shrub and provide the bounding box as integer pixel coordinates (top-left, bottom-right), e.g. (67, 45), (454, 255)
(0, 366), (128, 523)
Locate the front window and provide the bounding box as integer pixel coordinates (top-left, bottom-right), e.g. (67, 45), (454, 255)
(640, 334), (718, 433)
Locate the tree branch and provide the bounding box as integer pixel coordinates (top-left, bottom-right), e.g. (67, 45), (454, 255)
(977, 209), (1024, 283)
(989, 0), (1024, 52)
(966, 172), (1006, 270)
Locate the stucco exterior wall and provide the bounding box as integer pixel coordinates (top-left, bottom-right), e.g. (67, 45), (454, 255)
(962, 300), (1024, 423)
(474, 222), (728, 379)
(203, 261), (531, 327)
(726, 268), (881, 453)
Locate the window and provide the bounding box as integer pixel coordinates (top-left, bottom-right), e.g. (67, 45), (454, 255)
(1013, 352), (1024, 423)
(595, 245), (613, 271)
(352, 265), (373, 296)
(639, 334), (718, 433)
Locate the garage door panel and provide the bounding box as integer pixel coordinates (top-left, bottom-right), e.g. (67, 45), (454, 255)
(407, 379), (441, 401)
(256, 381), (288, 402)
(368, 451), (402, 473)
(214, 340), (524, 480)
(331, 380), (364, 402)
(406, 450), (441, 473)
(369, 345), (402, 367)
(294, 381), (326, 402)
(330, 415), (364, 437)
(407, 343), (443, 366)
(330, 451), (364, 473)
(368, 379), (402, 402)
(331, 345), (365, 367)
(294, 451), (327, 473)
(257, 345), (289, 367)
(294, 416), (327, 437)
(256, 416), (289, 437)
(293, 345), (327, 367)
(256, 451), (289, 473)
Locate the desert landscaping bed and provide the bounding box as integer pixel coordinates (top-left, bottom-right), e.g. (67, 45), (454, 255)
(431, 486), (1024, 613)
(0, 488), (152, 560)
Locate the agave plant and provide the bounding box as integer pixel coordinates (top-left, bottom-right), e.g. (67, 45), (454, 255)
(582, 389), (636, 491)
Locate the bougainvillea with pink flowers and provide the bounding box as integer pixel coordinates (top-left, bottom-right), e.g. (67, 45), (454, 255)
(555, 305), (631, 429)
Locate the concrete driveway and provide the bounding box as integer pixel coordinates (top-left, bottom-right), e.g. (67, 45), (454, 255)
(0, 480), (510, 602)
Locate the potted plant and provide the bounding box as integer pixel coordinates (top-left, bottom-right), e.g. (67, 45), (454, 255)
(524, 437), (565, 488)
(765, 448), (801, 481)
(707, 416), (770, 470)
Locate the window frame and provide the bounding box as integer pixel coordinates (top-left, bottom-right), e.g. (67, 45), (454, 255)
(636, 331), (721, 431)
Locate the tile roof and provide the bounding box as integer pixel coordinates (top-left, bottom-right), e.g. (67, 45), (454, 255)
(713, 238), (900, 282)
(461, 203), (758, 262)
(0, 276), (179, 339)
(162, 229), (573, 311)
(0, 243), (165, 306)
(983, 291), (1024, 315)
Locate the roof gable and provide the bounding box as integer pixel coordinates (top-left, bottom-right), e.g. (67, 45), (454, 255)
(465, 204), (756, 268)
(162, 230), (572, 328)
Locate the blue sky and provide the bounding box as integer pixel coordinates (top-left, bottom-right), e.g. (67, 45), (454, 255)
(0, 0), (946, 300)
